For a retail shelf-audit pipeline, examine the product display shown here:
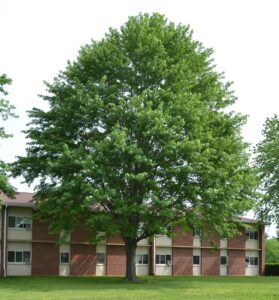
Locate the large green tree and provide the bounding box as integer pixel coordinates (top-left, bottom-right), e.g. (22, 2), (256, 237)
(266, 238), (279, 263)
(14, 14), (257, 281)
(0, 74), (16, 197)
(255, 115), (279, 225)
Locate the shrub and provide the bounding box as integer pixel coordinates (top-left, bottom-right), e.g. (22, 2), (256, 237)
(265, 263), (279, 276)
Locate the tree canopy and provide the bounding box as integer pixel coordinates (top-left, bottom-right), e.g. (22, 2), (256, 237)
(255, 115), (279, 226)
(0, 74), (16, 197)
(266, 238), (279, 263)
(13, 13), (257, 280)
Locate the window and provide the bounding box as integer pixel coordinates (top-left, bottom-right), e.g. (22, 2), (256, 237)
(245, 231), (258, 240)
(245, 256), (258, 266)
(136, 254), (148, 265)
(60, 252), (70, 264)
(156, 254), (172, 265)
(193, 255), (200, 265)
(8, 251), (31, 263)
(96, 253), (105, 264)
(193, 229), (201, 237)
(220, 256), (228, 265)
(8, 216), (32, 230)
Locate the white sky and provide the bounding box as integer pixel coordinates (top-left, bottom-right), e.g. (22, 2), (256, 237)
(0, 0), (278, 236)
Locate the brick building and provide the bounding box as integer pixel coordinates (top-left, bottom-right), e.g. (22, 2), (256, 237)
(0, 192), (265, 277)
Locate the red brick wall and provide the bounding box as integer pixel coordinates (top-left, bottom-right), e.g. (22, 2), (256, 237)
(259, 226), (265, 275)
(106, 245), (126, 275)
(32, 243), (59, 275)
(201, 249), (220, 275)
(172, 227), (193, 247)
(172, 248), (193, 275)
(227, 250), (245, 275)
(107, 235), (124, 245)
(227, 228), (245, 249)
(71, 244), (96, 275)
(32, 219), (59, 241)
(71, 226), (91, 243)
(201, 234), (220, 248)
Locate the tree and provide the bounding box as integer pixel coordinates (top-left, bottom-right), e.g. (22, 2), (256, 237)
(265, 238), (279, 263)
(255, 115), (279, 226)
(13, 13), (257, 281)
(0, 74), (16, 197)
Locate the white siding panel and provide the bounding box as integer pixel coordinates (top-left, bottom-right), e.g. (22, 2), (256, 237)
(155, 236), (172, 247)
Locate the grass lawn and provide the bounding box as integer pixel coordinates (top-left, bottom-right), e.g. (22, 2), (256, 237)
(0, 276), (278, 300)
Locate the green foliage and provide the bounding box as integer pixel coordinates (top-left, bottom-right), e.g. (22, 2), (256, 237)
(14, 13), (256, 247)
(265, 263), (279, 276)
(0, 74), (16, 197)
(265, 238), (279, 264)
(255, 115), (279, 225)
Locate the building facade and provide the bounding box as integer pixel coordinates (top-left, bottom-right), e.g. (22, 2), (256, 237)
(0, 193), (265, 277)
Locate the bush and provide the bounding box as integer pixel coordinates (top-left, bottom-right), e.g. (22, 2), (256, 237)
(265, 263), (279, 276)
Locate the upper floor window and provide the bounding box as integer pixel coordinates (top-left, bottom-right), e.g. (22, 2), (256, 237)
(8, 216), (32, 230)
(136, 254), (148, 265)
(246, 231), (258, 240)
(193, 228), (201, 238)
(8, 251), (31, 263)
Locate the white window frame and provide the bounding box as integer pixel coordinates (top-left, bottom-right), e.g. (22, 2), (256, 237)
(136, 254), (149, 265)
(245, 256), (259, 266)
(156, 254), (172, 265)
(96, 252), (105, 265)
(245, 231), (259, 240)
(7, 250), (31, 264)
(8, 216), (32, 230)
(60, 252), (70, 264)
(193, 228), (201, 238)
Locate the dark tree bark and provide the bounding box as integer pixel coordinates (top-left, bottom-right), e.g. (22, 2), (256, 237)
(124, 238), (138, 281)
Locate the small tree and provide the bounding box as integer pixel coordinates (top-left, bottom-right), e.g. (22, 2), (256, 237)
(0, 74), (16, 197)
(255, 115), (279, 226)
(13, 14), (257, 281)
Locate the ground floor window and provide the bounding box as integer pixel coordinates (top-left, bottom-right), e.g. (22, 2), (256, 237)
(8, 251), (31, 263)
(220, 256), (228, 265)
(156, 254), (171, 265)
(193, 255), (200, 265)
(136, 254), (148, 265)
(60, 252), (70, 264)
(96, 253), (105, 264)
(245, 256), (258, 266)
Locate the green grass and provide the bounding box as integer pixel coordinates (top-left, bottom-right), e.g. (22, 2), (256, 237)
(0, 276), (278, 300)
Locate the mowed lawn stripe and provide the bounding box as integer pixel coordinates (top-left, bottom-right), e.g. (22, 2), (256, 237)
(0, 276), (278, 300)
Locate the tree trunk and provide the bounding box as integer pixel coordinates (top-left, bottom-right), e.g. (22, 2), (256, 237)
(124, 238), (138, 281)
